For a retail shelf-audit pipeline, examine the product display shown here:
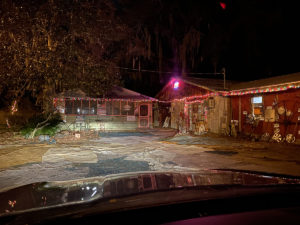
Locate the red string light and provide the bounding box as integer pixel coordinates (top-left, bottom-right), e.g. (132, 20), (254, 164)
(53, 82), (300, 106)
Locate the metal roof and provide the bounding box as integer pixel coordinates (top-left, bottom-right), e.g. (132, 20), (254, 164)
(230, 72), (300, 90)
(57, 87), (157, 101)
(57, 89), (86, 97)
(104, 86), (157, 100)
(180, 77), (233, 91)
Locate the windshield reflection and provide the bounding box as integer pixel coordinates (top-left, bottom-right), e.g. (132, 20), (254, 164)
(1, 170), (300, 216)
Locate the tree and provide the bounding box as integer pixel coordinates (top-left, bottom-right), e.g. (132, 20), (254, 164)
(118, 0), (216, 88)
(0, 0), (129, 111)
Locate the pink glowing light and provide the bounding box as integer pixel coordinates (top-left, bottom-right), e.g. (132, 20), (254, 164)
(173, 81), (180, 89)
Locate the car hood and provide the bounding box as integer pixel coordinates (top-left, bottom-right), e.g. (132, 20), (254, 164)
(1, 169), (300, 216)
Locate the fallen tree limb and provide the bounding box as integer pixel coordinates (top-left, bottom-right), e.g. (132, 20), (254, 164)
(28, 113), (52, 139)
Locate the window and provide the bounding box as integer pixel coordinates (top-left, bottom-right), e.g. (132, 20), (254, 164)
(113, 101), (120, 115)
(252, 96), (262, 104)
(121, 101), (134, 116)
(140, 105), (148, 116)
(65, 99), (74, 114)
(74, 100), (81, 115)
(127, 102), (134, 116)
(106, 100), (134, 116)
(82, 100), (89, 115)
(97, 100), (106, 115)
(106, 101), (112, 115)
(64, 99), (97, 115)
(251, 96), (263, 117)
(90, 100), (97, 115)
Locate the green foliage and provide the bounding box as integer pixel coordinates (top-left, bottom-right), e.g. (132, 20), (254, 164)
(20, 113), (63, 137)
(0, 0), (126, 107)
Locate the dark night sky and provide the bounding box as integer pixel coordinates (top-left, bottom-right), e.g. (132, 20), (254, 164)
(117, 0), (300, 96)
(219, 0), (300, 81)
(123, 0), (300, 78)
(197, 0), (299, 80)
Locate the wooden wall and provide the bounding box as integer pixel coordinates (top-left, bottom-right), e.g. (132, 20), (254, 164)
(231, 89), (300, 140)
(157, 81), (211, 101)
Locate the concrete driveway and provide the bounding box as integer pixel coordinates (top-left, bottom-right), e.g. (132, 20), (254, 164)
(0, 129), (300, 191)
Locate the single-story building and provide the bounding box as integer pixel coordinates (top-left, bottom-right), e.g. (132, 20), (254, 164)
(156, 72), (300, 143)
(229, 72), (300, 143)
(53, 86), (157, 131)
(156, 77), (231, 135)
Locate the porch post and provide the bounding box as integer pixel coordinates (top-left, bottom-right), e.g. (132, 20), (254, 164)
(238, 96), (242, 132)
(184, 101), (189, 133)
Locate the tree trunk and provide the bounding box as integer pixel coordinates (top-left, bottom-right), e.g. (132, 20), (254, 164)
(159, 40), (163, 82)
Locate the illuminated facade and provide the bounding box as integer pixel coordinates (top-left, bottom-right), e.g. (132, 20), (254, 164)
(53, 87), (157, 131)
(156, 77), (231, 134)
(156, 73), (300, 143)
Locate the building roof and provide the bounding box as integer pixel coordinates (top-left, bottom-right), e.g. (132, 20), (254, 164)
(105, 86), (157, 101)
(56, 87), (156, 101)
(230, 72), (300, 90)
(180, 77), (234, 91)
(57, 89), (86, 98)
(155, 77), (234, 100)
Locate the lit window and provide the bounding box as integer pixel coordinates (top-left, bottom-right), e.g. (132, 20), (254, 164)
(90, 100), (97, 115)
(252, 96), (262, 104)
(74, 100), (81, 115)
(64, 99), (97, 115)
(82, 100), (89, 115)
(251, 96), (263, 117)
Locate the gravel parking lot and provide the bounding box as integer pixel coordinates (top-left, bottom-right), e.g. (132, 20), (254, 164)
(0, 129), (300, 190)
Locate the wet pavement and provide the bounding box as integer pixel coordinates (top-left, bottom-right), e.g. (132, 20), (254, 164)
(0, 129), (300, 191)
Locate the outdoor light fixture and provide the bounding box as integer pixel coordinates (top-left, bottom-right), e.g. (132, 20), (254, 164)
(173, 81), (180, 89)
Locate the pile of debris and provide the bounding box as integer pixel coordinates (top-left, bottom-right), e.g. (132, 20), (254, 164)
(53, 130), (99, 143)
(0, 131), (30, 145)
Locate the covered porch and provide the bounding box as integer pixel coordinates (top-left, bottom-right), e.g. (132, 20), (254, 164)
(53, 87), (157, 131)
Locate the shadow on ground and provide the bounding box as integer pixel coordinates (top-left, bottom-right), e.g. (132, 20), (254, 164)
(204, 150), (238, 156)
(98, 132), (153, 138)
(69, 156), (151, 177)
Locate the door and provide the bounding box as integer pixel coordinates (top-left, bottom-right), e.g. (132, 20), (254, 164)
(139, 104), (150, 128)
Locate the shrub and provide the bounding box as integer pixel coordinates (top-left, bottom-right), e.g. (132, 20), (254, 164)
(20, 112), (63, 138)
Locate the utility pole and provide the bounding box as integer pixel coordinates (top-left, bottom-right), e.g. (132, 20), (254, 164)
(222, 68), (226, 89)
